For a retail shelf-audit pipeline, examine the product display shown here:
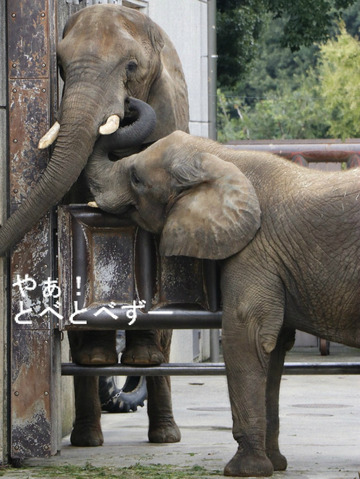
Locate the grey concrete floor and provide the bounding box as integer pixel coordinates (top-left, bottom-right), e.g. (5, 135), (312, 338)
(21, 346), (360, 478)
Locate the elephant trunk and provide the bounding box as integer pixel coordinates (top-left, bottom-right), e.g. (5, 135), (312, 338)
(0, 92), (157, 256)
(0, 89), (103, 256)
(85, 98), (156, 214)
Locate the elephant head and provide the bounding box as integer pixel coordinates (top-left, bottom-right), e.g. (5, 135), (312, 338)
(0, 5), (189, 256)
(88, 131), (261, 260)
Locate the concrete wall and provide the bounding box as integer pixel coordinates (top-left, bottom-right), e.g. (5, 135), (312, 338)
(148, 0), (209, 137)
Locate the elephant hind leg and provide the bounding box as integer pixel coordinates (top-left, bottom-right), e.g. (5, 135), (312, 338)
(266, 327), (295, 471)
(221, 266), (286, 477)
(222, 327), (274, 477)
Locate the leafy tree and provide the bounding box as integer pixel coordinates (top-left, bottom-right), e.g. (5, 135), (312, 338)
(217, 2), (264, 87)
(217, 0), (357, 88)
(318, 25), (360, 138)
(217, 72), (329, 142)
(217, 1), (360, 141)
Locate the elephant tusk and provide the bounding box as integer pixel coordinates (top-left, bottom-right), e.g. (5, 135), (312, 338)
(38, 121), (61, 149)
(88, 201), (99, 208)
(98, 115), (120, 135)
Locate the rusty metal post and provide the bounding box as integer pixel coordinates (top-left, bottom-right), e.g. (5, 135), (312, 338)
(0, 0), (8, 464)
(7, 0), (61, 459)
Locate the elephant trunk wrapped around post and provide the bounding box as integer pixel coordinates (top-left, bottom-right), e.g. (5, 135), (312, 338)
(0, 5), (189, 256)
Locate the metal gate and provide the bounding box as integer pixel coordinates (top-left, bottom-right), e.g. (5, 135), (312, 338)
(5, 0), (360, 463)
(5, 0), (222, 460)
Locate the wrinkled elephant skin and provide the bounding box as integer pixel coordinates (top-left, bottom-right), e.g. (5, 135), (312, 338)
(91, 131), (360, 477)
(0, 4), (188, 256)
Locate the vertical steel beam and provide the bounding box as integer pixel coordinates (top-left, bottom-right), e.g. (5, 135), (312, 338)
(0, 0), (8, 464)
(207, 0), (217, 141)
(7, 0), (60, 459)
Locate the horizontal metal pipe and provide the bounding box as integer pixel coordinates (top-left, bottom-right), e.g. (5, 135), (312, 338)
(227, 141), (360, 152)
(61, 361), (360, 376)
(64, 309), (222, 330)
(227, 143), (360, 163)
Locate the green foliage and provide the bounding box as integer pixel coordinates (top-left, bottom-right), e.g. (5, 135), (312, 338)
(267, 0), (355, 49)
(217, 73), (329, 142)
(318, 25), (360, 138)
(217, 3), (264, 87)
(217, 1), (360, 141)
(217, 0), (357, 87)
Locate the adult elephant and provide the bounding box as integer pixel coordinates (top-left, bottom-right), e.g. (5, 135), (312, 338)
(87, 131), (360, 477)
(0, 4), (188, 254)
(1, 6), (188, 447)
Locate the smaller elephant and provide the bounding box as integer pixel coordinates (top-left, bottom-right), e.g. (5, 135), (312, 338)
(88, 131), (360, 477)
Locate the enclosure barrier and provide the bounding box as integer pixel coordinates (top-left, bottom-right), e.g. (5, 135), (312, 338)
(60, 142), (360, 380)
(7, 0), (359, 462)
(62, 362), (360, 376)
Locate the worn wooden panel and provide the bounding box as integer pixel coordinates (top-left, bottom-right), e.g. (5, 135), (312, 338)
(8, 79), (52, 329)
(8, 79), (52, 330)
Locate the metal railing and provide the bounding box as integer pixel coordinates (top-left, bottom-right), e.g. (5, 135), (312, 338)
(61, 140), (360, 378)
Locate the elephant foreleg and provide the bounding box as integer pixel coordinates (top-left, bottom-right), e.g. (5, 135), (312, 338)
(68, 330), (117, 365)
(146, 330), (181, 443)
(68, 330), (116, 447)
(122, 329), (165, 365)
(266, 327), (295, 471)
(70, 376), (104, 447)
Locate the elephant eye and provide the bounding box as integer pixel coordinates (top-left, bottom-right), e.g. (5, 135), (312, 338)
(130, 167), (142, 187)
(126, 60), (138, 75)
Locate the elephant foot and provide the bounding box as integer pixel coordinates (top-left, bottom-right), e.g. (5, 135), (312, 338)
(267, 449), (287, 471)
(70, 423), (104, 447)
(73, 346), (118, 365)
(148, 419), (181, 443)
(69, 330), (118, 365)
(224, 449), (273, 477)
(121, 343), (165, 365)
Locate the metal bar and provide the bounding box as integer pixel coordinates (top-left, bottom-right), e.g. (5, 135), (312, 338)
(284, 362), (360, 375)
(204, 260), (220, 362)
(65, 308), (222, 330)
(61, 361), (360, 376)
(227, 140), (360, 150)
(207, 0), (217, 140)
(228, 144), (360, 163)
(135, 228), (154, 307)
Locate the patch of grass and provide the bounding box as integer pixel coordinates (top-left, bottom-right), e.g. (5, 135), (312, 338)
(0, 462), (222, 478)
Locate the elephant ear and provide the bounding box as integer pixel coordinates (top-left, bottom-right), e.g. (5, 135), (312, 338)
(146, 28), (190, 140)
(159, 153), (261, 260)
